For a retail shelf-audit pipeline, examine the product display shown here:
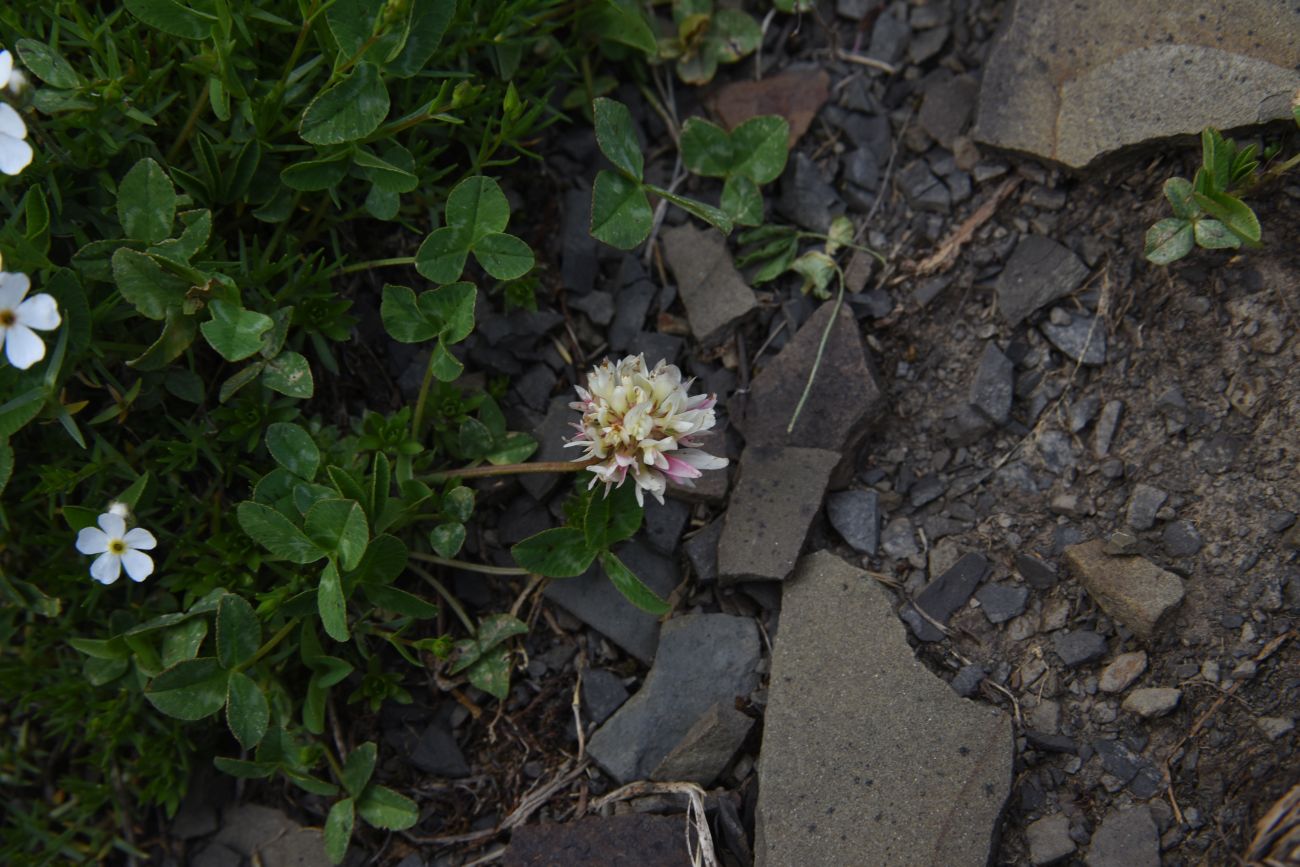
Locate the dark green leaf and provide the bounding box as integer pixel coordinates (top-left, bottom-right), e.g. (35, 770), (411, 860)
(1192, 190), (1261, 245)
(300, 63), (390, 145)
(443, 486), (475, 522)
(354, 534), (408, 584)
(324, 798), (355, 864)
(679, 117), (732, 177)
(721, 175), (763, 226)
(602, 551), (671, 615)
(485, 431), (537, 465)
(354, 148), (419, 193)
(592, 98), (644, 179)
(511, 527), (598, 577)
(388, 0), (456, 77)
(580, 0), (658, 54)
(267, 423), (320, 480)
(1193, 218), (1242, 250)
(357, 785), (419, 830)
(213, 757), (277, 779)
(590, 170), (652, 249)
(1163, 177), (1198, 220)
(226, 671), (270, 749)
(281, 152), (351, 191)
(237, 501), (325, 564)
(445, 176), (510, 246)
(341, 742), (377, 797)
(476, 613), (529, 652)
(145, 657), (229, 720)
(150, 208), (213, 264)
(1201, 128), (1231, 194)
(128, 307), (198, 371)
(318, 560), (350, 642)
(263, 352), (314, 398)
(413, 227), (468, 285)
(305, 499), (369, 571)
(1143, 218), (1194, 265)
(118, 158), (177, 244)
(111, 248), (188, 321)
(124, 0), (214, 39)
(458, 417), (494, 457)
(200, 300), (274, 362)
(646, 185), (734, 234)
(474, 232), (534, 280)
(362, 584), (439, 619)
(216, 593), (261, 669)
(15, 39), (82, 89)
(429, 339), (463, 381)
(380, 283), (439, 343)
(428, 522), (466, 558)
(425, 282), (476, 342)
(729, 116), (789, 183)
(466, 645), (513, 699)
(161, 618), (208, 667)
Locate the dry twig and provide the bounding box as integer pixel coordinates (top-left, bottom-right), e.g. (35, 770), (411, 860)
(590, 780), (719, 867)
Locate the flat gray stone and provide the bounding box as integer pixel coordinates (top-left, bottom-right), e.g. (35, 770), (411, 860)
(969, 342), (1014, 424)
(1064, 540), (1186, 639)
(718, 447), (840, 584)
(683, 518), (723, 583)
(1041, 315), (1107, 366)
(737, 300), (885, 455)
(661, 224), (758, 345)
(587, 613), (760, 784)
(1162, 520), (1203, 557)
(1053, 630), (1108, 667)
(582, 668), (629, 726)
(650, 699), (755, 786)
(826, 489), (881, 555)
(642, 497), (691, 555)
(974, 0), (1300, 168)
(778, 152), (845, 233)
(1026, 814), (1076, 865)
(756, 552), (1013, 867)
(1125, 483), (1168, 531)
(996, 236), (1090, 327)
(1087, 806), (1159, 867)
(919, 75), (979, 148)
(898, 160), (951, 213)
(975, 581), (1029, 624)
(210, 805), (329, 867)
(544, 540), (678, 664)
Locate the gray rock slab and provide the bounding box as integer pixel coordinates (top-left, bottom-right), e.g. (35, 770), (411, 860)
(1015, 553), (1058, 589)
(755, 552), (1013, 867)
(1122, 687), (1182, 718)
(587, 613), (761, 784)
(976, 582), (1029, 624)
(684, 518), (723, 583)
(544, 539), (678, 664)
(1125, 483), (1168, 531)
(898, 160), (951, 213)
(521, 396), (579, 500)
(919, 75), (979, 148)
(607, 279), (656, 352)
(210, 805), (329, 867)
(970, 342), (1015, 424)
(777, 152), (845, 233)
(1087, 806), (1159, 867)
(650, 699), (755, 786)
(738, 297), (885, 455)
(411, 718), (470, 778)
(1026, 814), (1076, 865)
(718, 447), (840, 584)
(826, 489), (881, 555)
(974, 0), (1300, 168)
(1099, 651), (1148, 693)
(902, 552), (990, 642)
(642, 497), (691, 555)
(1041, 315), (1107, 366)
(996, 236), (1090, 326)
(1162, 520), (1203, 557)
(503, 813), (691, 867)
(582, 667), (630, 726)
(1053, 630), (1108, 667)
(1064, 540), (1186, 639)
(661, 224), (758, 345)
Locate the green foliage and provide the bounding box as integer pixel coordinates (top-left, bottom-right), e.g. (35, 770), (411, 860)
(680, 115), (790, 226)
(657, 1), (763, 85)
(589, 98), (733, 249)
(1143, 124), (1299, 265)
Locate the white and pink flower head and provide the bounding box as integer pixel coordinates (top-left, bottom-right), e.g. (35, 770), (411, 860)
(566, 354), (727, 506)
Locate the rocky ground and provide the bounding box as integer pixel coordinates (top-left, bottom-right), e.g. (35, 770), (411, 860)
(173, 1), (1300, 865)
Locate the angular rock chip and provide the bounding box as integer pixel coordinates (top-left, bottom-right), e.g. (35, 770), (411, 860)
(1064, 540), (1186, 639)
(1098, 651), (1148, 693)
(1087, 806), (1159, 867)
(1122, 687), (1181, 719)
(737, 301), (885, 455)
(974, 0), (1300, 168)
(718, 447), (840, 584)
(521, 396), (579, 500)
(969, 342), (1015, 424)
(503, 813), (691, 867)
(544, 540), (678, 664)
(661, 224), (758, 345)
(995, 236), (1089, 327)
(587, 614), (761, 784)
(901, 552), (990, 642)
(826, 489), (881, 555)
(1026, 814), (1076, 865)
(756, 552), (1013, 867)
(651, 699), (755, 786)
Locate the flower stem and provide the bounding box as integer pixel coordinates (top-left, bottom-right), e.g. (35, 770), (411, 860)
(787, 265), (846, 434)
(339, 256), (417, 275)
(410, 564), (476, 633)
(428, 458), (596, 481)
(410, 551), (530, 576)
(233, 617), (301, 674)
(410, 346), (439, 440)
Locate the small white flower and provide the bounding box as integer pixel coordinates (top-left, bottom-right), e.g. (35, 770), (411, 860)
(566, 354), (728, 506)
(76, 512), (158, 585)
(0, 51), (33, 176)
(0, 271), (61, 370)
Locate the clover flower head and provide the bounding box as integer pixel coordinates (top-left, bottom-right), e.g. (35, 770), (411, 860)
(565, 354), (728, 506)
(0, 271), (60, 370)
(76, 511), (158, 585)
(0, 50), (33, 176)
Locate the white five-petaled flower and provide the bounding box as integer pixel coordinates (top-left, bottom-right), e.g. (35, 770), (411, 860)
(76, 511), (158, 585)
(566, 354), (728, 506)
(0, 50), (33, 176)
(0, 271), (61, 370)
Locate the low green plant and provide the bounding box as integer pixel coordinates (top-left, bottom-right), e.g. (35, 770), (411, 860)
(1145, 110), (1300, 265)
